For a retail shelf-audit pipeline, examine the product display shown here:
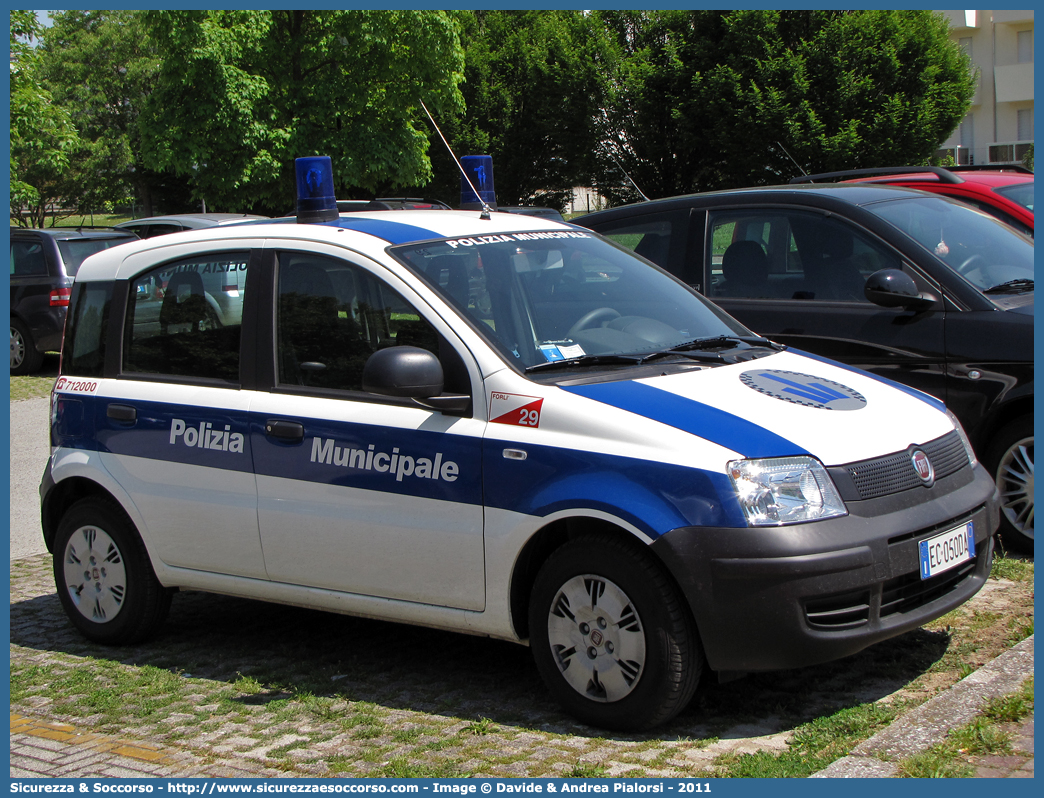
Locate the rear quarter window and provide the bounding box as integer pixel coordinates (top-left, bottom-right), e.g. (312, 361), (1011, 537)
(63, 281), (115, 377)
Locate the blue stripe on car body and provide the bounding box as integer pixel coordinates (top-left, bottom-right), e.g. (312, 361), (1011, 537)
(560, 380), (808, 459)
(325, 218), (441, 244)
(55, 394), (748, 537)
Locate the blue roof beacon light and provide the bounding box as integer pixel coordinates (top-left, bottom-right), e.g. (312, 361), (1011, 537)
(460, 155), (497, 210)
(295, 156), (338, 223)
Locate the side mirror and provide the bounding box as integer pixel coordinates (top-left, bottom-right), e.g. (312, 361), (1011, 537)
(362, 346), (471, 414)
(864, 269), (937, 309)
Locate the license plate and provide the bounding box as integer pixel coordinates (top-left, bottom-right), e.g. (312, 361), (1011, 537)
(919, 522), (975, 580)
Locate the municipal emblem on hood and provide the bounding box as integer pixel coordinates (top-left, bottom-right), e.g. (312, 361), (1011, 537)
(911, 449), (935, 486)
(740, 369), (867, 411)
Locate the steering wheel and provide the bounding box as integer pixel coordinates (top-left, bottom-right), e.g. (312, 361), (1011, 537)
(568, 307), (621, 338)
(956, 254), (987, 276)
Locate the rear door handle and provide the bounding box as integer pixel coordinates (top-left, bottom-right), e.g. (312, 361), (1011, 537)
(106, 404), (137, 422)
(265, 419), (304, 442)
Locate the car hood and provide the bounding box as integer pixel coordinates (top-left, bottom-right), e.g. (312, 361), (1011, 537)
(560, 350), (954, 467)
(991, 294), (1034, 314)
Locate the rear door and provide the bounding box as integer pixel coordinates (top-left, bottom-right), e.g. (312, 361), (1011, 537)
(98, 245), (266, 579)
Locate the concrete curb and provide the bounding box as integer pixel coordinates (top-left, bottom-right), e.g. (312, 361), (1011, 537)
(810, 634), (1034, 777)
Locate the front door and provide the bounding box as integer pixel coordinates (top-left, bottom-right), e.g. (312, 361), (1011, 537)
(705, 208), (949, 403)
(250, 249), (486, 611)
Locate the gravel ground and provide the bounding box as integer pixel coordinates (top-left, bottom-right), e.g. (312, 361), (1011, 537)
(10, 551), (1034, 778)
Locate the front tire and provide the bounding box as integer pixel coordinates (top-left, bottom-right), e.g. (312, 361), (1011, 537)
(987, 418), (1033, 554)
(53, 497), (171, 644)
(529, 532), (701, 731)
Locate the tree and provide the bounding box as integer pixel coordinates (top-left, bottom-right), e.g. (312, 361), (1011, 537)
(137, 10), (464, 215)
(39, 10), (193, 218)
(10, 10), (80, 227)
(423, 11), (616, 211)
(594, 10), (976, 203)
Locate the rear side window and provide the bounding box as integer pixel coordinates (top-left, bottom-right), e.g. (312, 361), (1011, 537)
(56, 237), (136, 275)
(63, 282), (114, 377)
(123, 252), (249, 382)
(11, 241), (48, 276)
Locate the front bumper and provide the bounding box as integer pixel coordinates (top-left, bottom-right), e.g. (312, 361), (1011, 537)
(651, 463), (999, 672)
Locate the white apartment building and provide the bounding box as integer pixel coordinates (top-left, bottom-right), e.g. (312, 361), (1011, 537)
(937, 10), (1034, 165)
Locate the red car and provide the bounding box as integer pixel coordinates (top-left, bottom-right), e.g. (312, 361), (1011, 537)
(791, 165), (1034, 238)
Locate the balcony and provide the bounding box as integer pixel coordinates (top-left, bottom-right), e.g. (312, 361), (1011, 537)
(993, 10), (1033, 25)
(995, 63), (1034, 103)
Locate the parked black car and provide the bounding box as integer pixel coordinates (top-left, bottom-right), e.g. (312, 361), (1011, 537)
(577, 184), (1034, 552)
(10, 227), (138, 374)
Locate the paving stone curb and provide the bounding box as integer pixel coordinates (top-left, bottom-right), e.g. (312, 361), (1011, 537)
(810, 634), (1034, 778)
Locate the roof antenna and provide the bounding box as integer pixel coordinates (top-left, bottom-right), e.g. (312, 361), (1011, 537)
(420, 100), (492, 220)
(600, 141), (650, 202)
(776, 141), (808, 178)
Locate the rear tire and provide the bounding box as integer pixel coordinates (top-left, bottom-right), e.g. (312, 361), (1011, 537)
(11, 318), (43, 375)
(529, 532), (701, 731)
(987, 418), (1033, 554)
(53, 497), (171, 644)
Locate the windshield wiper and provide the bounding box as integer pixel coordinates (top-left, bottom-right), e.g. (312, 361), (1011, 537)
(524, 354), (644, 374)
(655, 334), (784, 355)
(983, 278), (1034, 295)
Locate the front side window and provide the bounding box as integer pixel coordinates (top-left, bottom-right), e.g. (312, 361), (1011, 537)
(393, 230), (745, 370)
(708, 211), (899, 302)
(124, 251), (249, 381)
(276, 252), (446, 392)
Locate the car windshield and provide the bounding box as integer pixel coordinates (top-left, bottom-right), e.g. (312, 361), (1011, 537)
(57, 237), (136, 275)
(993, 182), (1034, 211)
(392, 230), (750, 370)
(865, 196), (1034, 292)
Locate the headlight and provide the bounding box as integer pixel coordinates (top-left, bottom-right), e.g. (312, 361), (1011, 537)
(945, 409), (978, 467)
(727, 456), (847, 526)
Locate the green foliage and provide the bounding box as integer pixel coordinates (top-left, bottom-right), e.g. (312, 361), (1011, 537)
(990, 552), (1034, 582)
(426, 11), (616, 210)
(137, 10), (465, 214)
(594, 10), (975, 202)
(714, 701), (900, 778)
(10, 10), (80, 226)
(1022, 144), (1034, 171)
(39, 11), (191, 218)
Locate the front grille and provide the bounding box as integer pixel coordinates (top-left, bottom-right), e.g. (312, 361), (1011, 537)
(880, 556), (979, 618)
(805, 590), (871, 630)
(803, 508), (985, 633)
(844, 431), (968, 500)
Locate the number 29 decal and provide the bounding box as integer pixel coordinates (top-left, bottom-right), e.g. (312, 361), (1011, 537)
(490, 392), (544, 428)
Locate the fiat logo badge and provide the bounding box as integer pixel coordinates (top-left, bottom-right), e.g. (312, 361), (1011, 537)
(911, 449), (934, 486)
(590, 630), (604, 646)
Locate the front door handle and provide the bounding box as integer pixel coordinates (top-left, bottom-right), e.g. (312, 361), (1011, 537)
(265, 419), (304, 442)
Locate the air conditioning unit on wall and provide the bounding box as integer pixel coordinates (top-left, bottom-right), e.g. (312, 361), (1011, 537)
(989, 142), (1033, 164)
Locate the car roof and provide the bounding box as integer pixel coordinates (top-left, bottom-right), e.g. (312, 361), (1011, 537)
(577, 182), (933, 223)
(116, 213), (269, 227)
(74, 210), (583, 282)
(852, 171), (1033, 188)
(19, 227), (137, 240)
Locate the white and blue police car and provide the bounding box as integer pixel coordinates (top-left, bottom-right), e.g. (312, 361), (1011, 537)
(42, 157), (999, 731)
